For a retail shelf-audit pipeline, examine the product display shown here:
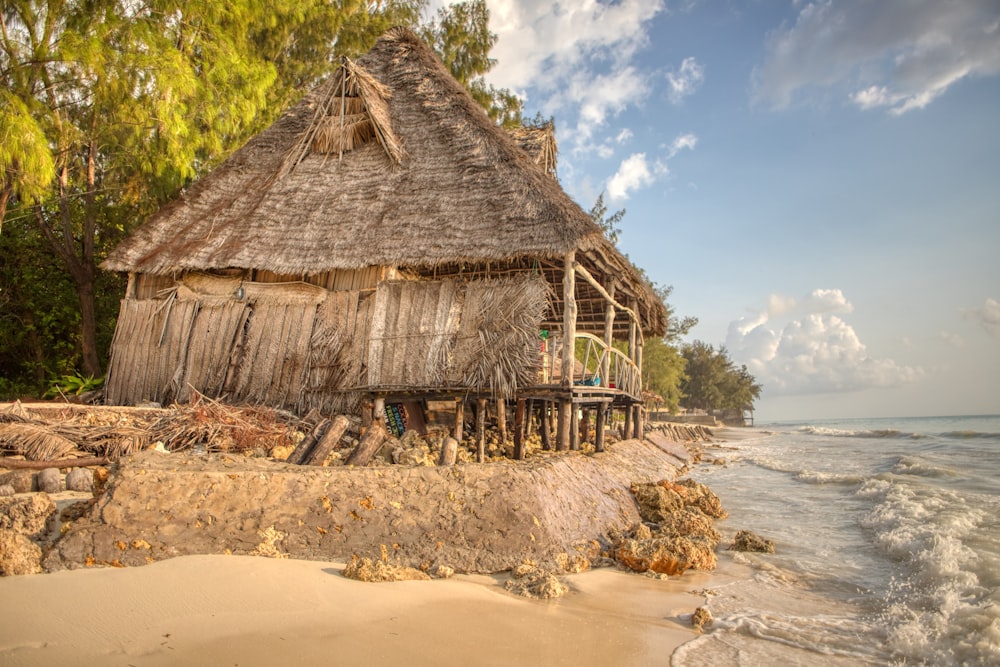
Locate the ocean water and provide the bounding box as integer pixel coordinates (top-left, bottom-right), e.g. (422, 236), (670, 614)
(673, 415), (1000, 666)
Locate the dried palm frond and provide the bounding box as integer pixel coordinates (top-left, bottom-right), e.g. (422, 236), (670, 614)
(459, 277), (551, 398)
(0, 422), (78, 461)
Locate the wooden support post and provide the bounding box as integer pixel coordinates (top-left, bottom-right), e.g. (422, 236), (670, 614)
(579, 407), (591, 445)
(541, 402), (552, 451)
(595, 405), (607, 453)
(497, 399), (508, 445)
(634, 404), (644, 440)
(624, 404), (633, 441)
(513, 398), (526, 460)
(525, 399), (535, 436)
(373, 396), (385, 429)
(476, 397), (487, 463)
(344, 420), (387, 467)
(302, 415), (351, 466)
(557, 400), (571, 452)
(454, 398), (465, 442)
(559, 250), (577, 452)
(602, 281), (616, 388)
(570, 405), (580, 451)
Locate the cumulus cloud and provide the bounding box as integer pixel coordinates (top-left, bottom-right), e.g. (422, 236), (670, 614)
(666, 57), (705, 103)
(753, 0), (1000, 115)
(602, 132), (697, 200)
(727, 289), (922, 395)
(483, 0), (666, 146)
(607, 153), (657, 201)
(963, 297), (1000, 338)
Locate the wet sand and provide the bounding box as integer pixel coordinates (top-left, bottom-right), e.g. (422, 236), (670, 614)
(0, 554), (723, 666)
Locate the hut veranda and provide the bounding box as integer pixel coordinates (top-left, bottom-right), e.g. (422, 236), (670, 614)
(101, 28), (667, 456)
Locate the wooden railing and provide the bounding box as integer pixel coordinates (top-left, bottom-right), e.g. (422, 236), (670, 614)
(538, 332), (643, 401)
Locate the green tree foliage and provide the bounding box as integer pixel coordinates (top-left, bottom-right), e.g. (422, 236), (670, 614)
(588, 192), (625, 246)
(0, 0), (427, 395)
(421, 0), (523, 126)
(0, 0), (530, 397)
(680, 341), (762, 412)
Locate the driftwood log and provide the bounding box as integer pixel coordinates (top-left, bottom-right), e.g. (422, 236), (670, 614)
(287, 418), (329, 465)
(0, 457), (110, 470)
(302, 415), (351, 466)
(344, 421), (387, 467)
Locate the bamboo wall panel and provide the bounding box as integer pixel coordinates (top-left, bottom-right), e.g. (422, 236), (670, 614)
(367, 280), (462, 388)
(230, 301), (317, 410)
(105, 298), (199, 405)
(178, 301), (251, 402)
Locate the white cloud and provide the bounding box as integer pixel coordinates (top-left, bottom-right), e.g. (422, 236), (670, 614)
(607, 153), (655, 201)
(753, 0), (1000, 115)
(666, 56), (705, 103)
(484, 1), (667, 148)
(615, 128), (633, 144)
(727, 289), (923, 395)
(603, 132), (696, 199)
(963, 297), (1000, 338)
(666, 133), (698, 157)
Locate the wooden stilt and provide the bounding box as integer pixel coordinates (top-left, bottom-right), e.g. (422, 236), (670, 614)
(634, 405), (644, 440)
(595, 405), (607, 453)
(570, 405), (580, 451)
(497, 399), (508, 445)
(624, 404), (633, 441)
(579, 407), (591, 445)
(513, 398), (526, 460)
(557, 399), (571, 451)
(373, 397), (385, 429)
(454, 398), (465, 441)
(476, 397), (487, 463)
(525, 399), (535, 436)
(541, 402), (552, 450)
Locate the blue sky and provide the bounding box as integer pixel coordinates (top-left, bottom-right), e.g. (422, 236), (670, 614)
(438, 0), (1000, 421)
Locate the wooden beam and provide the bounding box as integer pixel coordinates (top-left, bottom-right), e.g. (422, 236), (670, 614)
(574, 262), (640, 327)
(602, 280), (616, 388)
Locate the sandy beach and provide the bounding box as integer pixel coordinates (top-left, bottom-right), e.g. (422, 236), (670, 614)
(0, 554), (723, 666)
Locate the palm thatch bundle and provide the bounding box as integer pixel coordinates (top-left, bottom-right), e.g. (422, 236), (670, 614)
(508, 123), (558, 179)
(278, 57), (403, 179)
(0, 422), (78, 461)
(458, 277), (551, 398)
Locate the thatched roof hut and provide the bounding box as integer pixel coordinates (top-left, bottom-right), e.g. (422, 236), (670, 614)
(101, 28), (665, 451)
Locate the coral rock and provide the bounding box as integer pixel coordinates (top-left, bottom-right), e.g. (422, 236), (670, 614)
(0, 529), (42, 576)
(691, 606), (713, 631)
(36, 468), (62, 494)
(0, 493), (56, 537)
(730, 530), (775, 553)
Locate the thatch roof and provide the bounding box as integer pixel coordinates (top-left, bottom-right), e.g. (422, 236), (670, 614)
(102, 28), (665, 335)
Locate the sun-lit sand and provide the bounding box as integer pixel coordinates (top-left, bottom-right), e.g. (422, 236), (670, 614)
(0, 554), (725, 666)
